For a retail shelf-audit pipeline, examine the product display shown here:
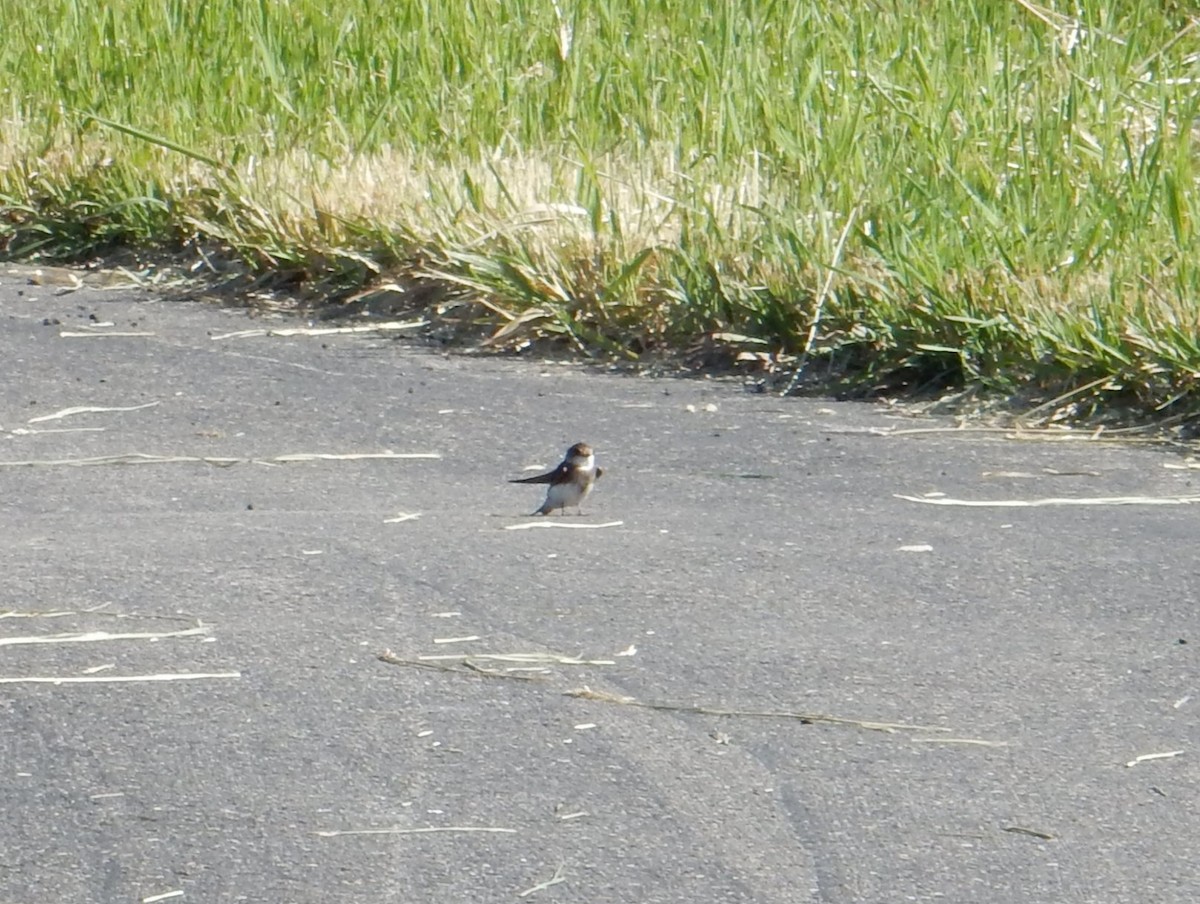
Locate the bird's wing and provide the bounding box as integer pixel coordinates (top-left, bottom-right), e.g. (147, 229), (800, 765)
(509, 463), (568, 485)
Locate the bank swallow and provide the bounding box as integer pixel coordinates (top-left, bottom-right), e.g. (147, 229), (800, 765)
(510, 442), (603, 515)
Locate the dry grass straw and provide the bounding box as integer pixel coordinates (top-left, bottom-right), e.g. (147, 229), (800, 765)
(379, 639), (984, 736)
(896, 493), (1200, 508)
(7, 427), (108, 437)
(910, 737), (1010, 747)
(314, 825), (517, 839)
(383, 512), (421, 524)
(27, 402), (160, 423)
(823, 425), (1181, 445)
(503, 520), (624, 531)
(1125, 749), (1184, 767)
(0, 451), (440, 468)
(564, 686), (952, 735)
(421, 652), (616, 666)
(140, 891), (184, 904)
(0, 626), (208, 647)
(0, 672), (241, 685)
(377, 650), (546, 682)
(1002, 826), (1055, 841)
(59, 330), (157, 338)
(518, 865), (567, 899)
(0, 605), (197, 623)
(209, 319), (427, 340)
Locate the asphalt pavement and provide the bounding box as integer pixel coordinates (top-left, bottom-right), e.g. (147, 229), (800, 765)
(1, 267), (1197, 903)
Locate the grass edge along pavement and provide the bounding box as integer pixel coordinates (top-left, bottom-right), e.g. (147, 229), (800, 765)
(3, 1), (1200, 425)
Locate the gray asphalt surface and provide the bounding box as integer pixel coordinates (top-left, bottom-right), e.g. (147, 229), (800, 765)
(1, 268), (1197, 904)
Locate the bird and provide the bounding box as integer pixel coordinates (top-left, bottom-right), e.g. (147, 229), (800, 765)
(509, 442), (603, 515)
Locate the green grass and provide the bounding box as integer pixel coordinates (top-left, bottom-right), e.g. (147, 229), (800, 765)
(3, 0), (1200, 420)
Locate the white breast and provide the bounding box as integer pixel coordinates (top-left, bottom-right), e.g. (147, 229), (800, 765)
(545, 476), (591, 509)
